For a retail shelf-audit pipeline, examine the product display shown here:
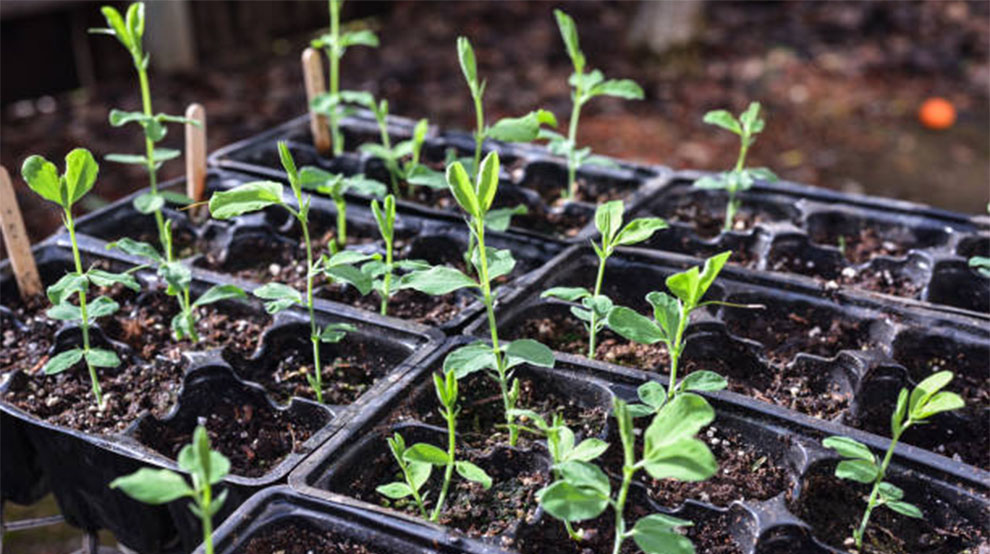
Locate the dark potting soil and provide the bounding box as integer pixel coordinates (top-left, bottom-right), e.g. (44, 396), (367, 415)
(4, 357), (184, 434)
(813, 228), (910, 266)
(388, 371), (608, 450)
(241, 520), (383, 554)
(671, 203), (769, 240)
(508, 315), (669, 370)
(130, 226), (200, 260)
(137, 399), (321, 478)
(602, 423), (789, 508)
(257, 342), (392, 405)
(321, 286), (470, 327)
(836, 266), (923, 298)
(790, 469), (987, 554)
(0, 295), (59, 375)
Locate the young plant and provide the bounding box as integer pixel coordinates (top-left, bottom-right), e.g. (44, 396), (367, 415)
(695, 102), (777, 231)
(21, 149), (139, 408)
(399, 152), (556, 446)
(299, 166), (386, 249)
(823, 371), (964, 550)
(539, 395), (717, 554)
(110, 426), (229, 554)
(311, 0), (379, 156)
(542, 200), (666, 358)
(549, 10), (645, 199)
(606, 251), (734, 400)
(208, 141), (355, 403)
(456, 37), (558, 177)
(377, 371), (492, 522)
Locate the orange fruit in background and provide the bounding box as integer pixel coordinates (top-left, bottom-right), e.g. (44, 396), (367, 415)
(918, 97), (956, 130)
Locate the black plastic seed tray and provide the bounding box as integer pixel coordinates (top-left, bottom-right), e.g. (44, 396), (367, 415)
(468, 244), (990, 471)
(628, 170), (990, 316)
(74, 169), (563, 335)
(0, 237), (442, 553)
(207, 112), (667, 244)
(285, 337), (988, 553)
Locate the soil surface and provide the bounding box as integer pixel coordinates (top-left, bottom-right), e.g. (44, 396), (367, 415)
(790, 468), (987, 554)
(0, 295), (59, 376)
(242, 521), (383, 554)
(835, 266), (923, 298)
(671, 202), (775, 239)
(812, 228), (912, 265)
(137, 399), (323, 478)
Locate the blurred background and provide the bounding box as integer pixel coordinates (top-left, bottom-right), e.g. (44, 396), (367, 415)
(0, 1), (988, 550)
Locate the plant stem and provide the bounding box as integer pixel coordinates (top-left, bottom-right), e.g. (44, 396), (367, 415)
(854, 423), (910, 548)
(431, 407), (457, 521)
(666, 303), (690, 400)
(471, 89), (485, 179)
(612, 403), (636, 554)
(200, 481), (214, 554)
(565, 95), (584, 200)
(400, 460), (428, 519)
(723, 132), (751, 232)
(335, 198), (347, 247)
(328, 0), (342, 156)
(380, 232), (393, 315)
(65, 209), (103, 407)
(301, 216), (323, 404)
(134, 54), (168, 258)
(586, 250), (608, 359)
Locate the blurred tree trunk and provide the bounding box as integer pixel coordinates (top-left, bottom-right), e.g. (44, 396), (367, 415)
(629, 0), (704, 54)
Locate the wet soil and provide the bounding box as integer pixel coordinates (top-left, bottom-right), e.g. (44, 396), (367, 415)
(242, 521), (383, 554)
(813, 228), (911, 265)
(1, 296), (59, 375)
(836, 266), (923, 298)
(671, 203), (772, 239)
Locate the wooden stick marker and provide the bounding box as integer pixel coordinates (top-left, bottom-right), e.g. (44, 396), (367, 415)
(302, 47), (331, 155)
(185, 103), (207, 203)
(0, 165), (43, 299)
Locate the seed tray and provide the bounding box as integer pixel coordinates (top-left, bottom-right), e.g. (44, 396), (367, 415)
(0, 238), (442, 553)
(627, 171), (990, 316)
(207, 111), (667, 243)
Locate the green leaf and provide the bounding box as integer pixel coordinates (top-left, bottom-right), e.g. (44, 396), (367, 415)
(484, 204), (527, 231)
(209, 181), (283, 219)
(398, 266), (477, 295)
(916, 391), (965, 420)
(325, 263), (374, 296)
(589, 79), (644, 100)
(105, 153), (148, 165)
(319, 322), (356, 343)
(557, 460), (610, 496)
(406, 165), (447, 190)
(703, 110), (742, 135)
(44, 348), (83, 375)
(47, 273), (89, 305)
(21, 155), (62, 205)
(299, 166), (341, 192)
(642, 437), (717, 482)
(643, 393), (715, 463)
(193, 285), (246, 308)
(446, 161), (480, 217)
(538, 481), (607, 522)
(110, 469), (194, 505)
(107, 238), (162, 262)
(835, 459), (879, 484)
(614, 218), (667, 247)
(679, 371), (728, 392)
(505, 339), (555, 368)
(277, 141), (300, 193)
(443, 342), (497, 379)
(822, 436), (875, 463)
(87, 269), (140, 292)
(696, 251), (731, 305)
(886, 500), (923, 519)
(541, 286), (591, 302)
(553, 9), (585, 72)
(108, 109), (149, 127)
(86, 296), (120, 319)
(638, 381), (667, 410)
(644, 291), (679, 342)
(909, 371), (957, 420)
(878, 482), (904, 501)
(408, 460), (431, 490)
(739, 102), (763, 134)
(345, 175), (387, 199)
(134, 192), (164, 214)
(595, 200), (624, 244)
(253, 282), (301, 303)
(47, 301), (82, 321)
(472, 246), (516, 281)
(455, 461), (492, 489)
(62, 150), (97, 202)
(487, 110), (558, 143)
(891, 388), (909, 435)
(339, 29), (379, 48)
(567, 439), (609, 463)
(98, 6), (132, 50)
(475, 151), (500, 213)
(159, 262), (191, 294)
(377, 482), (413, 499)
(457, 36), (478, 89)
(632, 514), (696, 554)
(693, 175), (726, 190)
(404, 443), (449, 466)
(85, 348), (120, 368)
(606, 306), (664, 344)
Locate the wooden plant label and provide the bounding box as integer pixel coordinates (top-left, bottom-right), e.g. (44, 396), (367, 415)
(0, 166), (42, 299)
(302, 47), (331, 155)
(185, 103), (207, 203)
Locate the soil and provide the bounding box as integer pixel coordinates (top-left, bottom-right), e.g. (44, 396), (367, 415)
(0, 296), (59, 376)
(137, 398), (323, 478)
(241, 521), (383, 554)
(321, 286), (470, 328)
(508, 315), (668, 370)
(388, 371), (609, 450)
(4, 357), (184, 434)
(671, 203), (772, 239)
(836, 266), (923, 298)
(790, 468), (987, 554)
(814, 228), (911, 265)
(602, 423), (790, 509)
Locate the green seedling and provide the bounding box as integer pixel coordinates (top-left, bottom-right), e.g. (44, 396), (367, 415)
(377, 371), (492, 522)
(399, 152), (556, 446)
(968, 205), (990, 278)
(539, 395), (716, 554)
(298, 166), (386, 248)
(310, 0), (379, 156)
(110, 426), (229, 554)
(695, 102), (777, 231)
(21, 149), (139, 408)
(456, 36), (558, 178)
(548, 10), (644, 200)
(542, 200), (666, 358)
(823, 371), (964, 550)
(607, 251), (736, 400)
(208, 141), (355, 403)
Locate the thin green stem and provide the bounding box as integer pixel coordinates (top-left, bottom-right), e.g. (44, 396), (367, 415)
(471, 90), (485, 179)
(200, 481), (214, 554)
(565, 95), (584, 199)
(854, 423), (910, 548)
(380, 234), (393, 315)
(666, 303), (690, 400)
(612, 405), (636, 554)
(329, 0), (343, 156)
(335, 199), (347, 247)
(66, 210), (103, 407)
(376, 117), (400, 196)
(134, 55), (168, 257)
(587, 250), (608, 359)
(301, 217), (323, 404)
(723, 132), (751, 232)
(431, 407), (457, 522)
(400, 460), (428, 519)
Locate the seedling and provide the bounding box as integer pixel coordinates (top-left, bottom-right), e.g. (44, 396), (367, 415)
(298, 166), (386, 248)
(21, 149), (139, 407)
(548, 10), (644, 199)
(823, 371), (964, 550)
(310, 0), (379, 156)
(539, 395), (716, 554)
(377, 371), (491, 521)
(456, 37), (558, 177)
(607, 251), (735, 400)
(970, 255), (990, 278)
(209, 141), (355, 403)
(110, 426), (229, 554)
(695, 102), (777, 231)
(542, 200), (666, 358)
(399, 152), (556, 446)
